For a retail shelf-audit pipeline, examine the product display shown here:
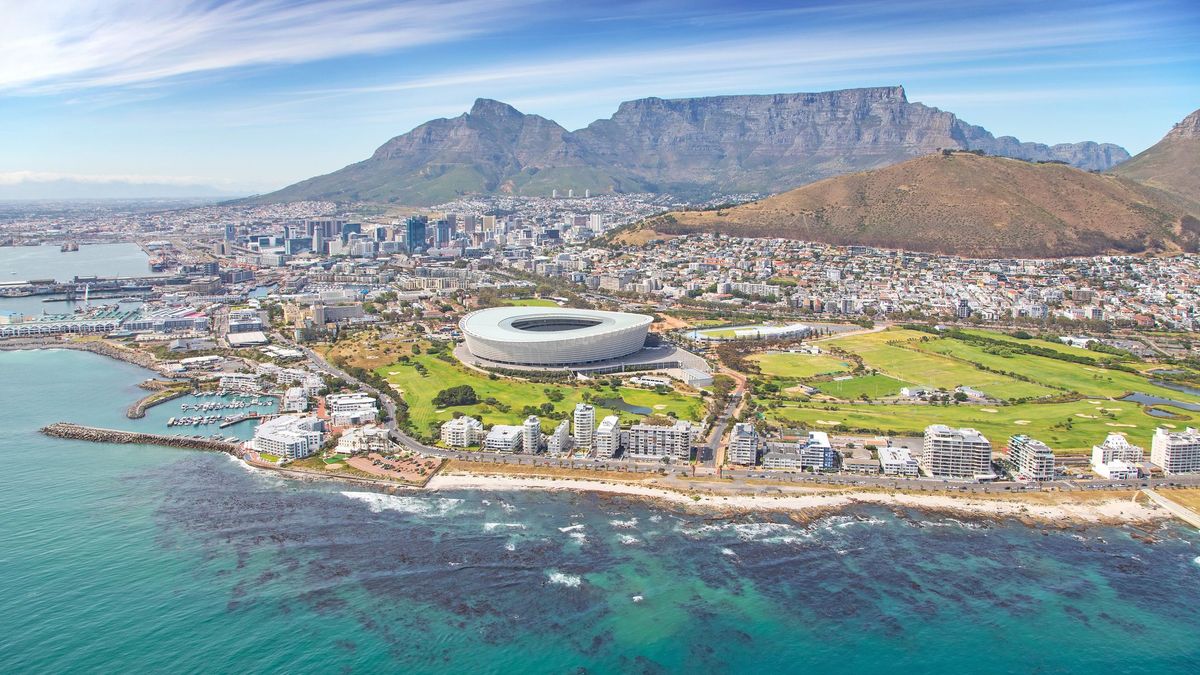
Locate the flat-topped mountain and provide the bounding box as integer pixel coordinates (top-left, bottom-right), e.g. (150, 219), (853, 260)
(1113, 107), (1200, 204)
(635, 152), (1200, 258)
(250, 87), (1129, 205)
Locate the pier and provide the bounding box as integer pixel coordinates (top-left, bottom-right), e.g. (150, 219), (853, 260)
(40, 422), (240, 454)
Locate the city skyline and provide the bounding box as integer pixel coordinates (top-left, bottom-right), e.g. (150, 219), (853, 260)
(2, 0), (1198, 195)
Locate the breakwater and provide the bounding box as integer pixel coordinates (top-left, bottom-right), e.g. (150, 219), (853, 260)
(40, 422), (239, 453)
(126, 387), (190, 419)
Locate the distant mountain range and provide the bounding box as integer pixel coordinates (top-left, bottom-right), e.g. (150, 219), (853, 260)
(249, 86), (1130, 205)
(0, 177), (236, 201)
(632, 108), (1200, 258)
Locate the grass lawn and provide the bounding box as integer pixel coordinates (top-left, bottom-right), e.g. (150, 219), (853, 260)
(498, 298), (559, 307)
(259, 453), (281, 463)
(817, 374), (910, 399)
(957, 329), (1109, 360)
(916, 337), (1200, 403)
(750, 352), (850, 379)
(1160, 489), (1200, 513)
(824, 329), (1053, 400)
(377, 354), (704, 437)
(767, 398), (1187, 452)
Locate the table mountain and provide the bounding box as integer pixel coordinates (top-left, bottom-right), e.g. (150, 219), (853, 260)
(250, 86), (1129, 205)
(636, 152), (1199, 258)
(1112, 107), (1200, 204)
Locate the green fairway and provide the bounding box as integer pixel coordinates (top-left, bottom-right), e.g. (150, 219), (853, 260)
(768, 399), (1186, 452)
(750, 351), (850, 379)
(817, 374), (910, 399)
(822, 329), (1054, 400)
(377, 354), (704, 437)
(498, 297), (559, 307)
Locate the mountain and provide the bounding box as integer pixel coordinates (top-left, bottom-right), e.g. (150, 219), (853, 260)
(0, 176), (235, 200)
(1112, 108), (1200, 203)
(634, 152), (1200, 258)
(252, 87), (1129, 205)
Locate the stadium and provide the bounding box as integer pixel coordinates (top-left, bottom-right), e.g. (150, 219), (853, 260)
(459, 306), (653, 367)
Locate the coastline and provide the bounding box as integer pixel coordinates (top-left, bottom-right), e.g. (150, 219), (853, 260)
(425, 471), (1167, 526)
(0, 337), (172, 375)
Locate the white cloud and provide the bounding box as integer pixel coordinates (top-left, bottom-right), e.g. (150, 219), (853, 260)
(0, 0), (537, 93)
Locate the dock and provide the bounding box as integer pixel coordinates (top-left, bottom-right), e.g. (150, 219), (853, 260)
(40, 422), (240, 454)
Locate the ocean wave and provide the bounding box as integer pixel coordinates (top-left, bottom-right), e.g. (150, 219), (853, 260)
(558, 524), (585, 533)
(546, 571), (582, 588)
(504, 542), (516, 552)
(568, 531), (587, 544)
(340, 491), (463, 517)
(721, 548), (737, 557)
(483, 522), (527, 532)
(618, 534), (640, 545)
(609, 517), (638, 529)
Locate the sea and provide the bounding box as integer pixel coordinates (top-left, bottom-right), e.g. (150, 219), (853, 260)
(3, 348), (1200, 673)
(0, 242), (159, 316)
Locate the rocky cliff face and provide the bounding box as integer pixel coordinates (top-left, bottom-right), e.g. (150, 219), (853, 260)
(1112, 107), (1200, 204)
(253, 86), (1131, 204)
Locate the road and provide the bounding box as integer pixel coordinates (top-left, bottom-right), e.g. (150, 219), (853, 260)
(283, 332), (1200, 495)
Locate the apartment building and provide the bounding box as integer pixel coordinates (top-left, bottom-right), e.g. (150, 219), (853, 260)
(922, 425), (994, 480)
(760, 431), (835, 470)
(1090, 433), (1144, 479)
(325, 392), (378, 425)
(546, 419), (571, 456)
(440, 416), (485, 447)
(483, 425), (523, 452)
(626, 420), (697, 460)
(573, 403), (595, 449)
(593, 415), (621, 459)
(1151, 427), (1200, 475)
(1006, 434), (1055, 481)
(727, 422), (760, 465)
(252, 415), (324, 460)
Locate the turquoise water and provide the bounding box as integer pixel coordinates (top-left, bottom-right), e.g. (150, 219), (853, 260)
(2, 349), (1200, 673)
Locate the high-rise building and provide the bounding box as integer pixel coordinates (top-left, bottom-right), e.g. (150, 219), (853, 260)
(1151, 427), (1200, 475)
(1091, 433), (1144, 479)
(405, 215), (428, 253)
(546, 419), (571, 456)
(1006, 434), (1055, 481)
(760, 432), (835, 470)
(594, 415), (620, 458)
(922, 425), (993, 479)
(727, 422), (760, 465)
(522, 415), (542, 454)
(573, 403), (595, 449)
(627, 420), (697, 460)
(252, 415), (324, 460)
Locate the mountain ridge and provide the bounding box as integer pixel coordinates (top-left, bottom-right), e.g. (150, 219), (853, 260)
(634, 152), (1200, 258)
(1112, 107), (1200, 204)
(249, 86), (1131, 205)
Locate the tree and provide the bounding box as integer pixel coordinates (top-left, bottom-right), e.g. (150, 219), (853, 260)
(432, 384), (478, 408)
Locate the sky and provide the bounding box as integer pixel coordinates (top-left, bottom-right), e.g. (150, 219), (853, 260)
(1, 0), (1197, 195)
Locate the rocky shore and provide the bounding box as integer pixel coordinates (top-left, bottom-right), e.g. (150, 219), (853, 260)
(0, 337), (172, 374)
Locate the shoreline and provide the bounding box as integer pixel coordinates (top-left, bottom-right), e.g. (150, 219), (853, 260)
(0, 337), (176, 376)
(425, 472), (1167, 526)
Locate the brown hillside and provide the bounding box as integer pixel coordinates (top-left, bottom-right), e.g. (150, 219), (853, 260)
(1113, 108), (1200, 204)
(646, 152), (1200, 258)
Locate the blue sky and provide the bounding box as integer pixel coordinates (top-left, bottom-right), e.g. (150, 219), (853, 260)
(2, 0), (1197, 194)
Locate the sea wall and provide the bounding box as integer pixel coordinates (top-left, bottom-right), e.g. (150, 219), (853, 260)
(40, 422), (239, 454)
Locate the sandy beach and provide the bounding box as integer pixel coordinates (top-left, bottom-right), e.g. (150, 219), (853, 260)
(427, 472), (1166, 525)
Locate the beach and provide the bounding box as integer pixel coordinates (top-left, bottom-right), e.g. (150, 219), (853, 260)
(427, 471), (1166, 525)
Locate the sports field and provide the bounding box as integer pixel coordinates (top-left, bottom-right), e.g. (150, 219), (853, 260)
(817, 374), (909, 400)
(377, 353), (703, 436)
(498, 297), (559, 307)
(750, 352), (850, 378)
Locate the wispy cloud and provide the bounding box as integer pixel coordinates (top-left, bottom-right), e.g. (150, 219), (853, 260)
(0, 0), (538, 93)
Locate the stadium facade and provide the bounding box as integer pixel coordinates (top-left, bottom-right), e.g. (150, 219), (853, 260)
(459, 306), (652, 367)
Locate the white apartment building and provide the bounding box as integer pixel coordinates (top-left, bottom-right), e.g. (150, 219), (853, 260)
(878, 446), (920, 476)
(219, 373), (260, 393)
(573, 403), (595, 449)
(761, 432), (835, 470)
(252, 415), (324, 460)
(627, 420), (698, 460)
(1006, 435), (1055, 481)
(727, 422), (760, 465)
(336, 424), (393, 455)
(483, 425), (523, 452)
(440, 416), (485, 447)
(1151, 427), (1200, 475)
(546, 419), (571, 456)
(282, 386), (308, 412)
(593, 415), (621, 459)
(1091, 433), (1144, 479)
(325, 392), (378, 425)
(922, 425), (994, 480)
(523, 416), (542, 454)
